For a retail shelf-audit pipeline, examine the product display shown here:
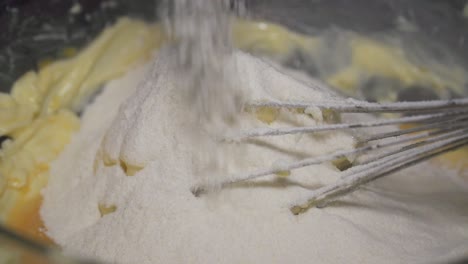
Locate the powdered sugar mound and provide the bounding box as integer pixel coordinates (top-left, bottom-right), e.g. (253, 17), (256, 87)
(41, 51), (468, 264)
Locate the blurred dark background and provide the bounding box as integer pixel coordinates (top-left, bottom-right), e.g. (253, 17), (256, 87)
(0, 0), (157, 92)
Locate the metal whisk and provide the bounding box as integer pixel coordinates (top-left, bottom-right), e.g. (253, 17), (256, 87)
(193, 96), (468, 214)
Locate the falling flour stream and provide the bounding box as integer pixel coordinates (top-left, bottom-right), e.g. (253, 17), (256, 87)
(162, 0), (242, 123)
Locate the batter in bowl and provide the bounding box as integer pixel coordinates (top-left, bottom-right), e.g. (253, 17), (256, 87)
(39, 47), (468, 263)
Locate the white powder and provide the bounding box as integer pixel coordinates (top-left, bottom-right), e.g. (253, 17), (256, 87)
(41, 51), (468, 264)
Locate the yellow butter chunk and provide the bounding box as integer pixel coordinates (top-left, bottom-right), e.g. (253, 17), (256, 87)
(234, 21), (466, 100)
(119, 159), (144, 176)
(11, 71), (41, 110)
(0, 110), (79, 228)
(40, 18), (165, 115)
(233, 20), (319, 60)
(254, 107), (280, 124)
(328, 37), (466, 96)
(0, 111), (79, 194)
(0, 72), (41, 135)
(1, 17), (164, 136)
(332, 157), (353, 171)
(0, 18), (164, 241)
(98, 204), (117, 217)
(0, 93), (35, 135)
(275, 170), (291, 178)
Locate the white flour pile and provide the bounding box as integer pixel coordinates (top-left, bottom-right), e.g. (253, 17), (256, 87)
(41, 50), (468, 264)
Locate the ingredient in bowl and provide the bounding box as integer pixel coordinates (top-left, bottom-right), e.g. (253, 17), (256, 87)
(1, 14), (467, 261)
(40, 48), (468, 264)
(0, 18), (164, 241)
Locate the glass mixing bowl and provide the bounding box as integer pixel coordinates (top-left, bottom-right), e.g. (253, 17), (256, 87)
(0, 0), (467, 263)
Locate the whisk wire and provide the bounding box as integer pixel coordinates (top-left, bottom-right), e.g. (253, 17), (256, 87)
(195, 119), (468, 193)
(361, 116), (468, 142)
(234, 110), (468, 140)
(292, 131), (468, 213)
(248, 97), (468, 113)
(356, 123), (468, 166)
(195, 97), (468, 214)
